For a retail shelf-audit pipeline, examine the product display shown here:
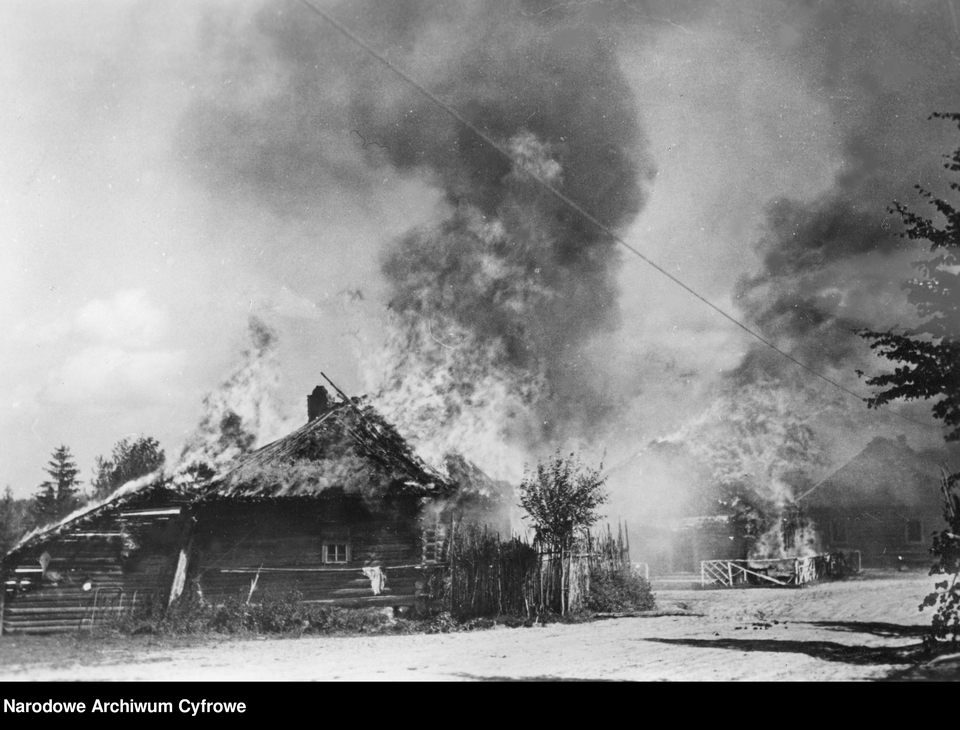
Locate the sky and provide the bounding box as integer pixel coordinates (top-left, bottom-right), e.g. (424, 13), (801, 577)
(2, 0), (959, 508)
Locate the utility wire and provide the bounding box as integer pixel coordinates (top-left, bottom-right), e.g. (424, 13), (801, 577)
(296, 0), (939, 434)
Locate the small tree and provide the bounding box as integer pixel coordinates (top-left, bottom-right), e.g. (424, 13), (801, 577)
(857, 113), (960, 645)
(90, 436), (165, 501)
(857, 112), (959, 440)
(32, 445), (81, 526)
(519, 451), (608, 615)
(519, 451), (608, 551)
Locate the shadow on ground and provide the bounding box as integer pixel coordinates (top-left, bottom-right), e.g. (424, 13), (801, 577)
(883, 656), (960, 681)
(454, 674), (628, 681)
(643, 637), (922, 666)
(801, 621), (930, 639)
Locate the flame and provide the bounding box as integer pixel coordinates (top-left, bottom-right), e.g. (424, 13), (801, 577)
(178, 316), (297, 472)
(642, 376), (831, 559)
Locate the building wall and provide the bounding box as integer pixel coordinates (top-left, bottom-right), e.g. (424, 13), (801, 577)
(1, 496), (190, 634)
(808, 507), (942, 568)
(188, 496), (430, 607)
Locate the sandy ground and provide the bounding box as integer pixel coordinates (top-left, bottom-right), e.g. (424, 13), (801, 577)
(0, 570), (955, 681)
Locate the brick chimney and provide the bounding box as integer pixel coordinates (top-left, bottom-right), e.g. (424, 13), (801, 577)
(307, 385), (331, 422)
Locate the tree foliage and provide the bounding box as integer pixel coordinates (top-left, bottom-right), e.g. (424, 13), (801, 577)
(861, 114), (960, 646)
(518, 451), (607, 550)
(90, 436), (165, 501)
(919, 470), (960, 645)
(0, 486), (30, 555)
(32, 445), (81, 526)
(858, 112), (960, 441)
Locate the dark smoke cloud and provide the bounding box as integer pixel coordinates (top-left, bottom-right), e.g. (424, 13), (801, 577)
(357, 1), (654, 441)
(178, 0), (656, 456)
(733, 196), (896, 378)
(733, 0), (960, 389)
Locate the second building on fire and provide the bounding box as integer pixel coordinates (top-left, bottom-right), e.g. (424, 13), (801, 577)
(1, 386), (499, 634)
(632, 435), (950, 573)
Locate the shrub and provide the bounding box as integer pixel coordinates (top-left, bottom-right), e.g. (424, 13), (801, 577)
(101, 591), (397, 637)
(920, 469), (960, 646)
(585, 567), (655, 613)
(415, 567), (451, 618)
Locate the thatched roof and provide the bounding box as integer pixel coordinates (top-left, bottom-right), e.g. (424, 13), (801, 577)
(3, 396), (469, 563)
(800, 436), (945, 510)
(2, 474), (187, 562)
(203, 398), (454, 501)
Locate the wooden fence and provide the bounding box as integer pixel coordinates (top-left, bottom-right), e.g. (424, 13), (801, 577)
(440, 523), (631, 619)
(700, 551), (861, 588)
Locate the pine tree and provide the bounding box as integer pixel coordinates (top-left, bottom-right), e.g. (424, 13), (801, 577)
(33, 445), (81, 526)
(0, 486), (20, 555)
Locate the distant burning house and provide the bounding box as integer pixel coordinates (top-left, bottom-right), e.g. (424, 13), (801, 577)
(1, 385), (496, 634)
(799, 436), (945, 568)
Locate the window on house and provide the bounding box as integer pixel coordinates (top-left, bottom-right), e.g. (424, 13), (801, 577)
(905, 519), (923, 544)
(831, 519), (848, 544)
(323, 543), (350, 564)
(321, 525), (351, 564)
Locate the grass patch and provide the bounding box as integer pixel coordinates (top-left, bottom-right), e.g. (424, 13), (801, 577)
(0, 631), (212, 670)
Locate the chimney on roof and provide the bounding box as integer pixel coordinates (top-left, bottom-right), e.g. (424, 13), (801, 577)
(307, 386), (331, 422)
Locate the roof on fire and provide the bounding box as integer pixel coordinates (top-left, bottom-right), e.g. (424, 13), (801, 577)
(202, 397), (455, 501)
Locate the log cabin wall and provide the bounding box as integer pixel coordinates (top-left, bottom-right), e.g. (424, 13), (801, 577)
(807, 506), (943, 568)
(1, 493), (191, 635)
(189, 495), (429, 608)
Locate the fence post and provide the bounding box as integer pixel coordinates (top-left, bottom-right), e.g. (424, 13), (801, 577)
(560, 544), (566, 616)
(0, 566), (5, 636)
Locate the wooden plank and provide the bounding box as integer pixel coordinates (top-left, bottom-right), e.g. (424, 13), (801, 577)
(0, 570), (5, 636)
(305, 594), (415, 608)
(330, 588), (393, 596)
(218, 563), (435, 574)
(737, 566), (789, 586)
(3, 606), (133, 615)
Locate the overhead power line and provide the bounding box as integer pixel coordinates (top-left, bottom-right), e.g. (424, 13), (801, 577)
(295, 0), (939, 434)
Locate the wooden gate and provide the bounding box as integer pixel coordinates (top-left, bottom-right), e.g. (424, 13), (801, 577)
(700, 552), (860, 588)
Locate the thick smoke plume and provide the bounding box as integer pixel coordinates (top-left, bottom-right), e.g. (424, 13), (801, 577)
(357, 3), (655, 466)
(180, 0), (654, 481)
(734, 1), (960, 394)
(176, 0), (960, 537)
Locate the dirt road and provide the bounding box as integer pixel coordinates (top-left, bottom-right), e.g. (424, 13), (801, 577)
(0, 571), (948, 681)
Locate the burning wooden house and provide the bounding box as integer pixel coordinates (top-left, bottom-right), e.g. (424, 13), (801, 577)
(1, 385), (496, 634)
(798, 436), (946, 568)
(184, 385), (458, 609)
